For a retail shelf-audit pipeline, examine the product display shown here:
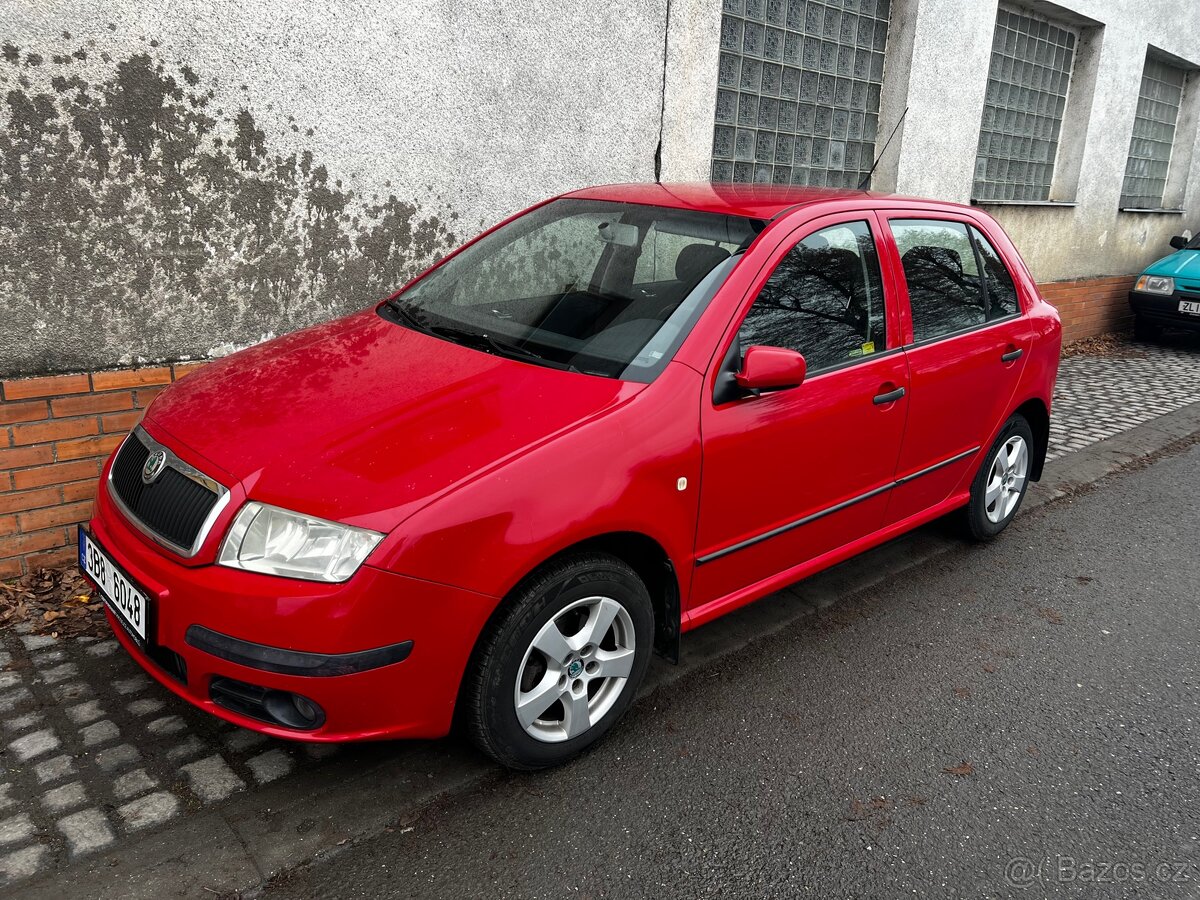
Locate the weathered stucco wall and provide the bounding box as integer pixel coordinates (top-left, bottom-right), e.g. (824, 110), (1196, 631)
(5, 0), (1200, 380)
(0, 0), (671, 377)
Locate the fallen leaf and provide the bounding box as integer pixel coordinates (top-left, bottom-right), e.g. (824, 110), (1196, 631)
(943, 761), (975, 777)
(953, 686), (972, 699)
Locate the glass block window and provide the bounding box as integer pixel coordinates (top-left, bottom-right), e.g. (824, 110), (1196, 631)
(972, 7), (1076, 202)
(710, 0), (892, 188)
(1120, 56), (1187, 209)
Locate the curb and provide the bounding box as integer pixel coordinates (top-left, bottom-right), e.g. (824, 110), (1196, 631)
(11, 399), (1200, 900)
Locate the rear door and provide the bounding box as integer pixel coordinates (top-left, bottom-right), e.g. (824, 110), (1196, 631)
(879, 213), (1037, 525)
(690, 211), (908, 619)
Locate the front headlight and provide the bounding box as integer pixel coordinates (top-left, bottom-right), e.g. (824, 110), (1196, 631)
(218, 502), (384, 583)
(1135, 275), (1175, 295)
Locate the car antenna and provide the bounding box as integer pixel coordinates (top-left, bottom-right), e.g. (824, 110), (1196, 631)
(857, 106), (908, 192)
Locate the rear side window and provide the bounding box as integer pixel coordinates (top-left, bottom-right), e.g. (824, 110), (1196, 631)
(737, 220), (887, 374)
(891, 220), (986, 342)
(970, 227), (1020, 319)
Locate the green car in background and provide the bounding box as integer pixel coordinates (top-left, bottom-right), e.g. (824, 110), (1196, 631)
(1129, 230), (1200, 340)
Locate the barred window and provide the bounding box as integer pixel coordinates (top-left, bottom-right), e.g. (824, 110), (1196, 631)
(972, 7), (1076, 203)
(711, 0), (892, 189)
(1120, 56), (1187, 210)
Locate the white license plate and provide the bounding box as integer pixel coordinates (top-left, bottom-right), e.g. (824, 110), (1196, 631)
(79, 529), (149, 643)
(1180, 300), (1200, 316)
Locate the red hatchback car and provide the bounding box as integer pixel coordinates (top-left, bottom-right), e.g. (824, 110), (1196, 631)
(82, 184), (1061, 769)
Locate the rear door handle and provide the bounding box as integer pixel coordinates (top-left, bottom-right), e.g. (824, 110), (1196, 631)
(873, 386), (906, 405)
(1001, 348), (1024, 363)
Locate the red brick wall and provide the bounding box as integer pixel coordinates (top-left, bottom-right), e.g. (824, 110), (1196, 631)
(1037, 274), (1137, 343)
(0, 363), (207, 578)
(0, 271), (1138, 576)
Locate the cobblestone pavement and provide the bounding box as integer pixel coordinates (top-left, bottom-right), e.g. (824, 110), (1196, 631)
(1, 335), (1198, 888)
(1048, 335), (1200, 461)
(0, 621), (348, 886)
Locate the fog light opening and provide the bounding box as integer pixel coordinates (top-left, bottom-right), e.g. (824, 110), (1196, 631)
(263, 690), (325, 730)
(209, 677), (326, 731)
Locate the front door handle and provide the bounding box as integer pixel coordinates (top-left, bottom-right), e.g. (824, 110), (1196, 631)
(873, 386), (906, 405)
(1001, 348), (1024, 363)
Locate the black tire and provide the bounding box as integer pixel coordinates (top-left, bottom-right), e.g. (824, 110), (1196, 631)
(465, 553), (653, 770)
(964, 413), (1035, 541)
(1134, 315), (1162, 342)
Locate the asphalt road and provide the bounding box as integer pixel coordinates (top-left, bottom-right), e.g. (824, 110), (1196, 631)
(265, 444), (1200, 899)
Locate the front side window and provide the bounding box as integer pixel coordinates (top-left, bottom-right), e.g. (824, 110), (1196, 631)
(737, 220), (887, 373)
(385, 200), (762, 381)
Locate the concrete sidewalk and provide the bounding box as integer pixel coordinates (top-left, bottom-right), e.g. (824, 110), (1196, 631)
(3, 337), (1200, 897)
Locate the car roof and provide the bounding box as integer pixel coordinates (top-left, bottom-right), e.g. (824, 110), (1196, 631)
(562, 182), (974, 220)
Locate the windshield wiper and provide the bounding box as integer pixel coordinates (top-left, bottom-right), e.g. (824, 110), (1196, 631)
(385, 299), (436, 335)
(429, 324), (580, 373)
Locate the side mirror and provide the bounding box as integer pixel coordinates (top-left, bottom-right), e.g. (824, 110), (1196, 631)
(1170, 235), (1188, 251)
(735, 345), (807, 393)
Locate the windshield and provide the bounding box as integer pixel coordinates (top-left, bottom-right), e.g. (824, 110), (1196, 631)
(381, 199), (763, 381)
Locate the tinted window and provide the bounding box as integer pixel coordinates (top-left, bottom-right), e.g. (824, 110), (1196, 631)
(892, 219), (986, 342)
(737, 220), (887, 374)
(970, 227), (1019, 319)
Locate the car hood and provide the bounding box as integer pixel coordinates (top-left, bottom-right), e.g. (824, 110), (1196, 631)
(1145, 249), (1200, 286)
(144, 309), (644, 531)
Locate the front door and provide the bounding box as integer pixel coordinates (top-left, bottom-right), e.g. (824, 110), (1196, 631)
(690, 213), (909, 622)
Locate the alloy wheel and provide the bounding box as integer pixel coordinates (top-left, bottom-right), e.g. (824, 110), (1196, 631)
(984, 434), (1029, 524)
(513, 596), (636, 743)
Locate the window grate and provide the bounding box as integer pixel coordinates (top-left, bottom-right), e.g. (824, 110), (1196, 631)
(972, 7), (1076, 203)
(1120, 56), (1186, 209)
(710, 0), (892, 189)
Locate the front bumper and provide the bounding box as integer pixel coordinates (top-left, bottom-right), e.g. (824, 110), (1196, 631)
(1129, 289), (1200, 332)
(88, 474), (498, 742)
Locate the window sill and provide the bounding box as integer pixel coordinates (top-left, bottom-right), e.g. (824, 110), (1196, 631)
(969, 200), (1077, 208)
(1118, 207), (1185, 215)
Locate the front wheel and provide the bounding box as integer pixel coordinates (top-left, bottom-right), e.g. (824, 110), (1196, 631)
(964, 414), (1034, 541)
(464, 553), (653, 770)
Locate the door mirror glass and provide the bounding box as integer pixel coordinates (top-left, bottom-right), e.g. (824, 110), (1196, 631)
(1170, 235), (1188, 251)
(735, 345), (807, 392)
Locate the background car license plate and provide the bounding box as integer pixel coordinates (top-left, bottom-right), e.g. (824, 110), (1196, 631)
(1179, 299), (1200, 316)
(79, 528), (149, 642)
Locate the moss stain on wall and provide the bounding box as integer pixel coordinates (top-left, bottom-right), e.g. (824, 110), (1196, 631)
(0, 39), (460, 376)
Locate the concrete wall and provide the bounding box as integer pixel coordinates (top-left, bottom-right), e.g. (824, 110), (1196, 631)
(0, 0), (671, 377)
(875, 0), (1200, 282)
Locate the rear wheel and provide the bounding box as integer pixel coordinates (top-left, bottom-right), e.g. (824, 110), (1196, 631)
(465, 553), (653, 770)
(964, 414), (1033, 541)
(1134, 315), (1162, 342)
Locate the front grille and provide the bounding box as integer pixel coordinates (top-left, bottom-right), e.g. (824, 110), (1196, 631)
(110, 431), (221, 553)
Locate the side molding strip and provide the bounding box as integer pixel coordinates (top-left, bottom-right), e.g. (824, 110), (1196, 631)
(696, 446), (981, 565)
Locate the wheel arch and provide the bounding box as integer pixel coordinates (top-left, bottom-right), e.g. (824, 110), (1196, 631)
(1013, 397), (1050, 481)
(452, 530), (682, 731)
